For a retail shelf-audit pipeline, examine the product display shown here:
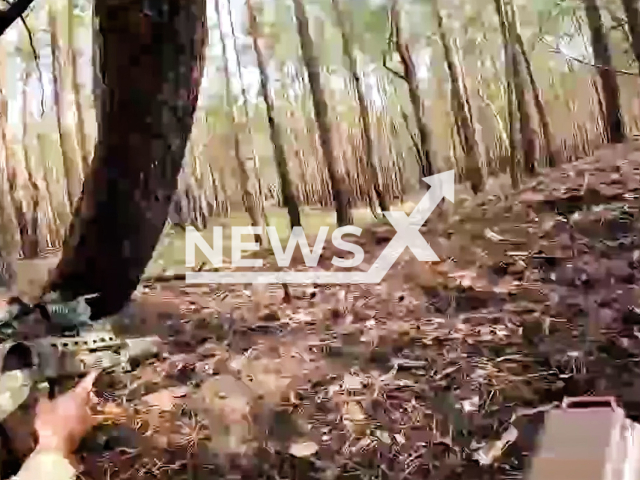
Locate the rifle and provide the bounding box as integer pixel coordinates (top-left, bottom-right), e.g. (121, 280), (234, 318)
(0, 293), (162, 477)
(0, 294), (163, 414)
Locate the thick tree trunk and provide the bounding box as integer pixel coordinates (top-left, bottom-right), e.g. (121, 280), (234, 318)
(247, 0), (301, 228)
(433, 1), (483, 193)
(620, 0), (640, 76)
(49, 6), (83, 211)
(292, 0), (352, 227)
(214, 0), (266, 245)
(389, 0), (433, 181)
(45, 0), (207, 319)
(583, 0), (625, 143)
(332, 0), (389, 212)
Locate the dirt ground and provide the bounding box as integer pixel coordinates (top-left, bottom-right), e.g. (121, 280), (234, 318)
(77, 140), (640, 480)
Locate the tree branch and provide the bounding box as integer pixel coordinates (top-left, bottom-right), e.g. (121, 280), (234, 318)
(382, 53), (406, 81)
(542, 39), (639, 76)
(0, 0), (35, 37)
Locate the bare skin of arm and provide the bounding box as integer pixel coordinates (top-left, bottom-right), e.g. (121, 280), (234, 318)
(12, 371), (99, 480)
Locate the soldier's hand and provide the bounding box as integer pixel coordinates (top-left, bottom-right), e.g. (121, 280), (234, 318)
(33, 371), (100, 462)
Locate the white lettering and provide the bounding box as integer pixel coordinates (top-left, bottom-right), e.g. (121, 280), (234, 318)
(267, 226), (328, 267)
(331, 226), (364, 268)
(185, 226), (223, 267)
(231, 226), (263, 267)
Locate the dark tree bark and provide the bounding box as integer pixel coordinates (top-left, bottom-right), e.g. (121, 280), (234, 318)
(583, 0), (625, 143)
(247, 0), (301, 228)
(292, 0), (353, 227)
(45, 0), (207, 319)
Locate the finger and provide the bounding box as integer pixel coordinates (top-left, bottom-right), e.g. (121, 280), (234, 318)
(34, 396), (51, 417)
(89, 391), (101, 406)
(74, 370), (101, 397)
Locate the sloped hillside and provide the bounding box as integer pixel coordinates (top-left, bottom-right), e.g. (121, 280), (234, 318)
(82, 140), (640, 480)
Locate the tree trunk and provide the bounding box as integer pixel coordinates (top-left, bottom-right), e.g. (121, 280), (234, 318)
(92, 0), (102, 119)
(227, 0), (270, 229)
(332, 0), (389, 212)
(583, 0), (625, 143)
(510, 0), (558, 167)
(49, 6), (83, 211)
(45, 0), (207, 319)
(1, 64), (32, 262)
(37, 132), (67, 248)
(214, 0), (266, 245)
(21, 69), (46, 258)
(506, 0), (537, 176)
(477, 85), (508, 151)
(68, 0), (91, 174)
(433, 0), (483, 193)
(292, 0), (352, 227)
(493, 0), (520, 188)
(620, 0), (640, 76)
(389, 0), (433, 181)
(0, 44), (20, 290)
(247, 0), (301, 228)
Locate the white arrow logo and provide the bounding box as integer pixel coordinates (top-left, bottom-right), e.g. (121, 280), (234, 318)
(185, 170), (455, 284)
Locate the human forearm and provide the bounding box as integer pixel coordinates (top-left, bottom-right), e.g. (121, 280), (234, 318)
(11, 448), (77, 480)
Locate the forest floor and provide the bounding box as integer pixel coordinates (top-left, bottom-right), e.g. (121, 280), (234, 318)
(79, 139), (640, 480)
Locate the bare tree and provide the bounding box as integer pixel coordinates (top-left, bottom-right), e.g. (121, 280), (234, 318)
(292, 0), (352, 227)
(247, 0), (301, 228)
(385, 0), (434, 181)
(433, 0), (483, 193)
(620, 0), (640, 76)
(583, 0), (625, 143)
(49, 5), (83, 210)
(68, 0), (91, 173)
(214, 0), (266, 245)
(493, 0), (520, 187)
(332, 0), (389, 212)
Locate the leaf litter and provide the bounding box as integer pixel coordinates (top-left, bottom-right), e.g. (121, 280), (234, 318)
(82, 140), (640, 479)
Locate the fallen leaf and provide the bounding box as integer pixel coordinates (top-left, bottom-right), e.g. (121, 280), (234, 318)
(289, 440), (319, 458)
(141, 386), (190, 411)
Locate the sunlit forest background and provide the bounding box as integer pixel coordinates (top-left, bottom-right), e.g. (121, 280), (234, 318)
(1, 0), (638, 269)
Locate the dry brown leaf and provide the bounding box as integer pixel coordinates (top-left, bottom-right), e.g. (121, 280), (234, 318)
(141, 386), (190, 411)
(288, 440), (319, 458)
